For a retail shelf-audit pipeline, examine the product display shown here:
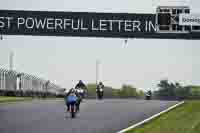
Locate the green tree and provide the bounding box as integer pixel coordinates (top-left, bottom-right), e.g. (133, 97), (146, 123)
(157, 80), (191, 100)
(185, 85), (200, 99)
(174, 82), (190, 99)
(138, 90), (145, 98)
(119, 84), (138, 98)
(157, 79), (176, 98)
(87, 83), (97, 98)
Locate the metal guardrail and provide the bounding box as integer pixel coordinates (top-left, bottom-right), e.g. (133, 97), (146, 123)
(0, 68), (61, 93)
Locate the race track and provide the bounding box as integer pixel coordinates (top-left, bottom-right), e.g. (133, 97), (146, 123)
(0, 99), (178, 133)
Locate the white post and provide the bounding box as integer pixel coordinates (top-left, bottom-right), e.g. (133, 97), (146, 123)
(27, 78), (29, 90)
(25, 78), (27, 90)
(25, 77), (27, 90)
(2, 72), (3, 89)
(0, 72), (3, 89)
(40, 81), (41, 91)
(0, 72), (2, 89)
(9, 51), (14, 71)
(96, 60), (100, 85)
(28, 78), (30, 91)
(21, 76), (24, 90)
(30, 77), (32, 91)
(40, 81), (42, 91)
(22, 77), (24, 90)
(29, 78), (31, 90)
(26, 78), (28, 90)
(16, 76), (19, 90)
(3, 72), (6, 90)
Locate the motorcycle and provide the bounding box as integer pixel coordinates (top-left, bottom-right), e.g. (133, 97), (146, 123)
(77, 88), (86, 101)
(145, 94), (151, 100)
(145, 91), (152, 100)
(97, 88), (104, 100)
(67, 93), (78, 118)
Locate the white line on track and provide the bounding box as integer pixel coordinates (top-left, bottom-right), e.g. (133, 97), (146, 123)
(117, 101), (185, 133)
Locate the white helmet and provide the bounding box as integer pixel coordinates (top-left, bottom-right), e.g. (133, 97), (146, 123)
(71, 88), (76, 93)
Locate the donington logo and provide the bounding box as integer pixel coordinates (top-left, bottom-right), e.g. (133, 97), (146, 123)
(179, 14), (200, 26)
(156, 6), (200, 33)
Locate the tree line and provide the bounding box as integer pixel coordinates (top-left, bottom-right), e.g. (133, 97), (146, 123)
(87, 83), (145, 99)
(154, 79), (200, 100)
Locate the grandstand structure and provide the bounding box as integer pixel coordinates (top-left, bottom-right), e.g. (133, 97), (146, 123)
(0, 68), (62, 94)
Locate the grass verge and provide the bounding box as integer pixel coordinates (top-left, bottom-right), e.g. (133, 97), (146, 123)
(0, 96), (64, 104)
(126, 100), (200, 133)
(0, 96), (32, 103)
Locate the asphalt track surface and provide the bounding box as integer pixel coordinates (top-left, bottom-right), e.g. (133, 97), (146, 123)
(0, 99), (178, 133)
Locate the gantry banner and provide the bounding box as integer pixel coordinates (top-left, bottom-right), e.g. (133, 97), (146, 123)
(0, 9), (200, 39)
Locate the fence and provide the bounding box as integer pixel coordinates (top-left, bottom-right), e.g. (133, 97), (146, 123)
(0, 68), (63, 97)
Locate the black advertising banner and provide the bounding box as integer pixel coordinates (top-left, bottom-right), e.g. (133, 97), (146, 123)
(0, 10), (156, 37)
(0, 10), (200, 39)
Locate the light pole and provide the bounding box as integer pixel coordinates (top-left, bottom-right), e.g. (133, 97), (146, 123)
(17, 73), (24, 91)
(9, 51), (14, 71)
(96, 60), (100, 85)
(45, 80), (50, 97)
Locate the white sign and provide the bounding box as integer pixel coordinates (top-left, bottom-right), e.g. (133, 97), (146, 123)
(179, 14), (200, 26)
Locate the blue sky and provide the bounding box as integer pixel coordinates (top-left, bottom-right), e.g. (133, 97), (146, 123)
(0, 0), (200, 91)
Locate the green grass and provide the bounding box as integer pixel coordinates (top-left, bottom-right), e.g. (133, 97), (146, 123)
(0, 96), (32, 103)
(0, 96), (64, 104)
(127, 100), (200, 133)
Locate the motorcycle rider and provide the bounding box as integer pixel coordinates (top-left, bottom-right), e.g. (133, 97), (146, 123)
(75, 80), (87, 89)
(75, 80), (87, 98)
(64, 88), (80, 112)
(96, 81), (104, 99)
(146, 90), (152, 100)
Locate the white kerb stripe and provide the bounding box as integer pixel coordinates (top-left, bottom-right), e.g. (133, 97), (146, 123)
(117, 101), (185, 133)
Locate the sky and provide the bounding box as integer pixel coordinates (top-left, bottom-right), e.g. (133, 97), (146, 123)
(0, 0), (200, 91)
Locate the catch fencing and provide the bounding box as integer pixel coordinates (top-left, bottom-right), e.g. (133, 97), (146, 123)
(0, 68), (63, 97)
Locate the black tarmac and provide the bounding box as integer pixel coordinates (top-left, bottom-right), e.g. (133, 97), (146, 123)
(0, 99), (178, 133)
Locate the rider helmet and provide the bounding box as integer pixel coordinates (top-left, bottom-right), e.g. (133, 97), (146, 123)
(71, 88), (76, 93)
